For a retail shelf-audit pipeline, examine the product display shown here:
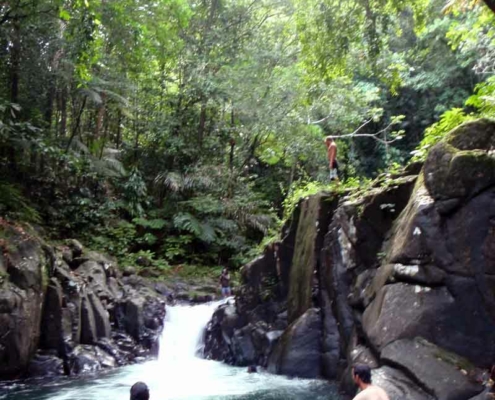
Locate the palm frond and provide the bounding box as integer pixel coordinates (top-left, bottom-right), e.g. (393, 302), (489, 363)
(101, 89), (130, 107)
(92, 157), (126, 177)
(66, 141), (126, 177)
(69, 138), (90, 154)
(80, 88), (103, 105)
(154, 171), (215, 194)
(222, 199), (272, 234)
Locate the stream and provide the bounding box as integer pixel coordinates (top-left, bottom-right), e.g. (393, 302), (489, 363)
(0, 301), (341, 400)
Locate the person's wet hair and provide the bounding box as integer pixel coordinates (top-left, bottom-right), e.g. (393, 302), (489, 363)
(353, 364), (372, 384)
(130, 382), (150, 400)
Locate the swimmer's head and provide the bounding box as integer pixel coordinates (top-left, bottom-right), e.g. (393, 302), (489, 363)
(130, 382), (149, 400)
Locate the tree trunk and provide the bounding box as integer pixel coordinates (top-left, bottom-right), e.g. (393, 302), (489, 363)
(94, 92), (107, 144)
(116, 110), (122, 149)
(10, 19), (21, 104)
(99, 110), (110, 159)
(59, 87), (68, 137)
(229, 107), (235, 172)
(66, 96), (87, 153)
(45, 49), (64, 130)
(133, 88), (140, 164)
(483, 0), (495, 14)
(198, 99), (207, 148)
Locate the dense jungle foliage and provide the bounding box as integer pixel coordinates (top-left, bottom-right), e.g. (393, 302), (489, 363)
(1, 0), (495, 273)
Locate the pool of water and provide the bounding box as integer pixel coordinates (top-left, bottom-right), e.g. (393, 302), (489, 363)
(0, 302), (342, 400)
(0, 359), (340, 400)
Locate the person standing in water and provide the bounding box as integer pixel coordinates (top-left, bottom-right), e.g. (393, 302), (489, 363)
(325, 136), (339, 181)
(219, 268), (231, 298)
(351, 365), (390, 400)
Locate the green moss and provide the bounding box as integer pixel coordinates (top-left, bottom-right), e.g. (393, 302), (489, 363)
(287, 195), (322, 324)
(445, 118), (495, 151)
(416, 338), (475, 371)
(426, 143), (495, 201)
(41, 256), (49, 291)
(187, 289), (213, 298)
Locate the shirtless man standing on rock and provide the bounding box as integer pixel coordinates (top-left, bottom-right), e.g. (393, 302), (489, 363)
(352, 365), (390, 400)
(324, 136), (339, 182)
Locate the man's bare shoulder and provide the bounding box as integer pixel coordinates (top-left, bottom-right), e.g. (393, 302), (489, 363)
(352, 385), (390, 400)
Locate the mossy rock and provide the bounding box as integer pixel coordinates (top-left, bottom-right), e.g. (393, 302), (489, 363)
(424, 119), (495, 202)
(445, 118), (495, 150)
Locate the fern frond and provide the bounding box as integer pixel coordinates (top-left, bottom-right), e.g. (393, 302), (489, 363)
(173, 212), (203, 236)
(133, 217), (168, 229)
(199, 222), (217, 243)
(92, 157), (126, 177)
(69, 138), (90, 154)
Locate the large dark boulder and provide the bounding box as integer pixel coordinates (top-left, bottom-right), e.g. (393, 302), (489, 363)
(371, 366), (435, 400)
(88, 292), (111, 339)
(27, 352), (65, 377)
(69, 345), (116, 375)
(375, 175), (495, 366)
(203, 304), (237, 363)
(381, 338), (483, 400)
(424, 119), (495, 203)
(267, 308), (322, 378)
(201, 120), (495, 397)
(319, 175), (416, 357)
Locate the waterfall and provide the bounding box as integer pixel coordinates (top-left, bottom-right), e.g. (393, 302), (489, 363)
(159, 300), (226, 363)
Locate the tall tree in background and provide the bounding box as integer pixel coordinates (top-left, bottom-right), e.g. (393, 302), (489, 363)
(0, 0), (494, 269)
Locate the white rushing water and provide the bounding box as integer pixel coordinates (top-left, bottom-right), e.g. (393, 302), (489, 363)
(1, 300), (340, 400)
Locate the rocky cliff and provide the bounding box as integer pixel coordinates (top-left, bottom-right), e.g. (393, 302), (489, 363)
(0, 224), (167, 379)
(204, 119), (495, 400)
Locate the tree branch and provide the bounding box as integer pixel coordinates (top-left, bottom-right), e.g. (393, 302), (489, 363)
(335, 120), (401, 145)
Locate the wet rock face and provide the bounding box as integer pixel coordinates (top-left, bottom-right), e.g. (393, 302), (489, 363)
(337, 120), (495, 398)
(267, 308), (322, 378)
(371, 366), (435, 400)
(381, 338), (483, 400)
(203, 301), (287, 367)
(319, 175), (417, 370)
(0, 229), (167, 380)
(0, 229), (46, 378)
(204, 194), (339, 374)
(287, 194), (335, 324)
